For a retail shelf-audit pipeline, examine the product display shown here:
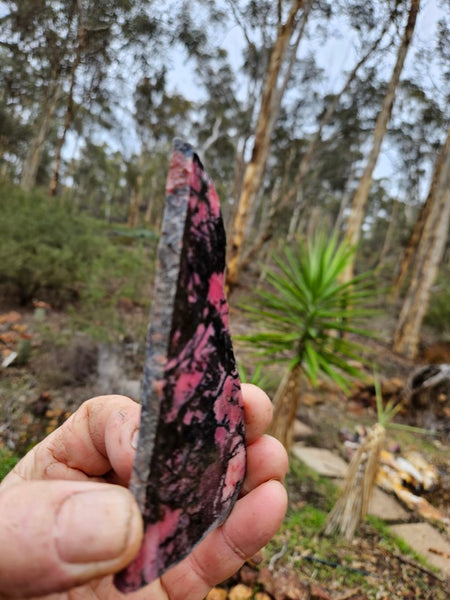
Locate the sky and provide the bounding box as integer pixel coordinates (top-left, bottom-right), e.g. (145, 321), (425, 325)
(1, 0), (447, 198)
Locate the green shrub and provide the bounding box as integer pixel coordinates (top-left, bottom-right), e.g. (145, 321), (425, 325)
(424, 278), (450, 340)
(0, 183), (103, 306)
(68, 238), (154, 340)
(0, 449), (19, 481)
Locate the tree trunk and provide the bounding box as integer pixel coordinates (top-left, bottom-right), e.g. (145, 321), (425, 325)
(20, 79), (62, 191)
(342, 0), (420, 281)
(391, 126), (450, 301)
(287, 188), (304, 242)
(238, 178), (282, 271)
(49, 22), (85, 196)
(226, 0), (306, 289)
(240, 143), (297, 266)
(269, 362), (303, 451)
(128, 174), (143, 228)
(332, 165), (357, 237)
(393, 127), (450, 359)
(374, 197), (399, 272)
(144, 175), (157, 225)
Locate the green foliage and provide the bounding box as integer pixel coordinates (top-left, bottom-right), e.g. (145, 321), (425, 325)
(0, 449), (19, 482)
(71, 237), (154, 341)
(374, 375), (402, 427)
(240, 231), (375, 391)
(62, 143), (129, 221)
(287, 503), (327, 534)
(266, 458), (441, 598)
(424, 277), (450, 341)
(374, 375), (429, 434)
(0, 184), (103, 306)
(0, 184), (156, 329)
(81, 240), (146, 304)
(366, 516), (438, 571)
(238, 362), (273, 389)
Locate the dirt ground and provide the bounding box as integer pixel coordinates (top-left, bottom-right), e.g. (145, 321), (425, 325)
(1, 303), (449, 599)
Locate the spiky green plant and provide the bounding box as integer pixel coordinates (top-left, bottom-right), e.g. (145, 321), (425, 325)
(240, 231), (375, 449)
(374, 375), (428, 434)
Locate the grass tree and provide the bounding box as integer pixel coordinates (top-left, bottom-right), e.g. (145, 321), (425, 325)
(324, 377), (429, 541)
(240, 231), (374, 451)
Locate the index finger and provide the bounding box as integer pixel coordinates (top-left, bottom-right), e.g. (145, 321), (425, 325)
(4, 384), (273, 487)
(240, 383), (273, 445)
(4, 395), (140, 487)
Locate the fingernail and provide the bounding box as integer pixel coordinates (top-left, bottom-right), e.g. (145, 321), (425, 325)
(131, 428), (139, 450)
(55, 487), (141, 564)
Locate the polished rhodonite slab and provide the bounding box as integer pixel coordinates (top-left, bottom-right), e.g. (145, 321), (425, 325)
(114, 139), (246, 593)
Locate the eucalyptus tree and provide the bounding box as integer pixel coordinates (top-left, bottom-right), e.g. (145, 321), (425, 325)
(387, 85), (446, 299)
(1, 0), (206, 192)
(0, 0), (159, 190)
(388, 27), (449, 299)
(225, 0), (311, 288)
(342, 0), (421, 281)
(389, 81), (446, 203)
(0, 1), (71, 189)
(127, 69), (192, 227)
(280, 0), (401, 230)
(0, 42), (31, 174)
(192, 51), (249, 223)
(393, 125), (450, 359)
(223, 0), (415, 288)
(238, 65), (384, 269)
(48, 1), (136, 195)
(65, 141), (128, 220)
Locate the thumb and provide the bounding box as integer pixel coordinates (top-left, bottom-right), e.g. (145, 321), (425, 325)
(0, 480), (143, 598)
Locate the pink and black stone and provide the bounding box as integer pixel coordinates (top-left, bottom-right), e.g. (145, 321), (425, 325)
(114, 139), (246, 593)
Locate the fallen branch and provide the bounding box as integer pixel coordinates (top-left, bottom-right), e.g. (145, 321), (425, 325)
(335, 589), (363, 600)
(301, 554), (377, 577)
(429, 547), (450, 560)
(389, 549), (446, 584)
(268, 541), (288, 571)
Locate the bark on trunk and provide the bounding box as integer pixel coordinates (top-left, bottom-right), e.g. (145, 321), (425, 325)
(287, 188), (304, 242)
(374, 197), (399, 271)
(20, 80), (62, 191)
(393, 127), (450, 359)
(239, 148), (295, 269)
(49, 23), (85, 196)
(332, 166), (357, 237)
(391, 126), (450, 301)
(226, 0), (306, 289)
(269, 362), (303, 451)
(239, 179), (282, 271)
(342, 0), (420, 282)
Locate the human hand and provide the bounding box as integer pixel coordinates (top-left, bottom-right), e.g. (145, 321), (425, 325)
(0, 385), (288, 599)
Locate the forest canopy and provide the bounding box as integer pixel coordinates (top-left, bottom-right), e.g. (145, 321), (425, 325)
(0, 0), (449, 359)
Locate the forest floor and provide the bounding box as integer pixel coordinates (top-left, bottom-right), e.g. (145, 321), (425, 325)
(0, 295), (449, 599)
